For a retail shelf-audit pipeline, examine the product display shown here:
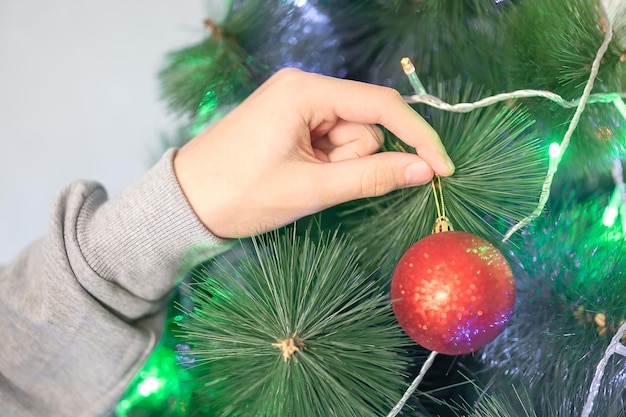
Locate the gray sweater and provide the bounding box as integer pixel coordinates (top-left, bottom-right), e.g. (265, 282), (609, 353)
(0, 149), (228, 417)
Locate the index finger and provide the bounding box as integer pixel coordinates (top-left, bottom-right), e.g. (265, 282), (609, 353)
(295, 71), (455, 176)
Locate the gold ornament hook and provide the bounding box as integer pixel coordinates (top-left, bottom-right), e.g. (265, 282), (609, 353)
(431, 175), (453, 233)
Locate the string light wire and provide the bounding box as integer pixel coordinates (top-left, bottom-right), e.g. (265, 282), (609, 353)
(386, 350), (438, 417)
(404, 89), (625, 111)
(581, 321), (626, 417)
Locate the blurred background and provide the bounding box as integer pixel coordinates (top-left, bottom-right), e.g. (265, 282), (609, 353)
(0, 1), (227, 263)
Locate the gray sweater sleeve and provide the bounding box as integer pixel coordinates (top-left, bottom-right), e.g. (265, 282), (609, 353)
(0, 149), (230, 417)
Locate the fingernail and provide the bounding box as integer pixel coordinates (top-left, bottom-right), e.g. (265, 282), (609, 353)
(445, 155), (455, 174)
(405, 161), (431, 186)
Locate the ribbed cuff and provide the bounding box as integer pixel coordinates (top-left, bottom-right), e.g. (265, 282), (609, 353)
(76, 149), (229, 303)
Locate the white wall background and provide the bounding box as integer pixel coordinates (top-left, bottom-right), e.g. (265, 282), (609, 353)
(0, 1), (229, 263)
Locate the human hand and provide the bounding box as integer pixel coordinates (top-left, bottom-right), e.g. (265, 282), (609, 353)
(173, 68), (455, 238)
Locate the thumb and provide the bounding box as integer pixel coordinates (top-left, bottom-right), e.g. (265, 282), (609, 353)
(312, 152), (435, 207)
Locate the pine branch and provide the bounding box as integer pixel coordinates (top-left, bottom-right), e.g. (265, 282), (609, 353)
(503, 0), (625, 97)
(158, 0), (271, 134)
(343, 80), (547, 277)
(331, 0), (509, 92)
(176, 230), (411, 417)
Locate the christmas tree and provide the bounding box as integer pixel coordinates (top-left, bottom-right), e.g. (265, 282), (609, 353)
(116, 0), (626, 416)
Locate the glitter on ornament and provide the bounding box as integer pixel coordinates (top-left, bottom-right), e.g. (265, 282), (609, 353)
(391, 231), (515, 355)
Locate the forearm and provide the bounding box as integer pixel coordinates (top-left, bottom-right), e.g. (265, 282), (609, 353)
(0, 149), (229, 417)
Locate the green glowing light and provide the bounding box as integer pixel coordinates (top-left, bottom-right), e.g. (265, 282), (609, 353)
(548, 142), (560, 158)
(117, 399), (131, 413)
(115, 345), (194, 416)
(137, 376), (161, 397)
(603, 205), (618, 227)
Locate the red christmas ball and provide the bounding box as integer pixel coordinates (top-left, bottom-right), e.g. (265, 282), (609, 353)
(391, 231), (514, 355)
